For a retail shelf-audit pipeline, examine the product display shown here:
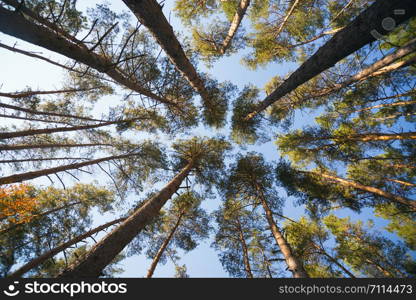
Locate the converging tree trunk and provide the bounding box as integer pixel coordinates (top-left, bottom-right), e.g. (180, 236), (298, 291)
(0, 143), (112, 152)
(0, 152), (143, 185)
(122, 0), (212, 106)
(258, 190), (309, 278)
(220, 0), (251, 54)
(0, 87), (103, 99)
(58, 159), (195, 277)
(245, 0), (416, 120)
(274, 0), (301, 40)
(318, 172), (416, 210)
(0, 117), (147, 140)
(236, 217), (254, 278)
(8, 218), (125, 278)
(308, 38), (416, 99)
(0, 102), (103, 123)
(306, 131), (416, 143)
(0, 4), (178, 108)
(146, 212), (185, 278)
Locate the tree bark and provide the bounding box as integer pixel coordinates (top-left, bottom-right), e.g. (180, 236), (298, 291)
(0, 157), (88, 164)
(353, 100), (416, 113)
(0, 117), (146, 140)
(245, 0), (416, 120)
(7, 218), (125, 278)
(384, 178), (416, 188)
(258, 193), (309, 278)
(0, 152), (142, 185)
(0, 143), (111, 151)
(318, 172), (416, 210)
(0, 5), (178, 108)
(122, 0), (212, 107)
(57, 160), (195, 278)
(0, 100), (103, 122)
(220, 0), (250, 54)
(146, 212), (184, 278)
(0, 87), (102, 99)
(274, 0), (301, 40)
(306, 131), (416, 143)
(312, 244), (356, 278)
(236, 217), (254, 278)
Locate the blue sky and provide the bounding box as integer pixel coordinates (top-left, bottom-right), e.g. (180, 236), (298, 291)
(0, 0), (412, 278)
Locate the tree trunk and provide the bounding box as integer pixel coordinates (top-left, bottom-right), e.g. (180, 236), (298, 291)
(313, 244), (356, 278)
(384, 178), (416, 188)
(236, 217), (254, 278)
(0, 5), (178, 108)
(0, 87), (102, 99)
(0, 152), (142, 185)
(58, 160), (195, 278)
(0, 157), (88, 164)
(0, 118), (138, 140)
(289, 27), (344, 49)
(307, 131), (416, 143)
(122, 0), (212, 107)
(318, 172), (416, 210)
(258, 194), (309, 278)
(0, 102), (103, 122)
(7, 218), (125, 278)
(0, 143), (112, 151)
(146, 212), (184, 278)
(220, 0), (250, 54)
(274, 0), (301, 40)
(245, 0), (416, 120)
(308, 38), (416, 99)
(353, 100), (416, 113)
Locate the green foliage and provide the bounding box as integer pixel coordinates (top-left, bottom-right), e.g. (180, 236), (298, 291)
(231, 86), (266, 145)
(0, 184), (116, 277)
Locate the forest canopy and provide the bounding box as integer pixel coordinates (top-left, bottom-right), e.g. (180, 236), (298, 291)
(0, 0), (415, 278)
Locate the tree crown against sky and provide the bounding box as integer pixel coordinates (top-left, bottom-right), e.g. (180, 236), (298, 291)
(0, 0), (415, 278)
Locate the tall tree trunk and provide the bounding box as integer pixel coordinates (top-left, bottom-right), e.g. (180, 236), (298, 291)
(384, 178), (416, 188)
(0, 152), (142, 185)
(122, 0), (212, 107)
(312, 244), (356, 278)
(7, 218), (125, 278)
(146, 212), (184, 278)
(306, 131), (416, 143)
(0, 87), (102, 99)
(0, 117), (146, 140)
(58, 159), (195, 278)
(0, 157), (88, 164)
(308, 38), (416, 99)
(220, 0), (250, 54)
(258, 193), (309, 278)
(289, 27), (344, 49)
(0, 5), (178, 108)
(274, 0), (301, 40)
(353, 100), (416, 113)
(245, 0), (416, 120)
(236, 217), (254, 278)
(317, 172), (416, 210)
(0, 143), (111, 151)
(0, 102), (103, 122)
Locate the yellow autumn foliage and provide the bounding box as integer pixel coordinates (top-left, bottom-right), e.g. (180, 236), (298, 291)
(0, 183), (39, 225)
